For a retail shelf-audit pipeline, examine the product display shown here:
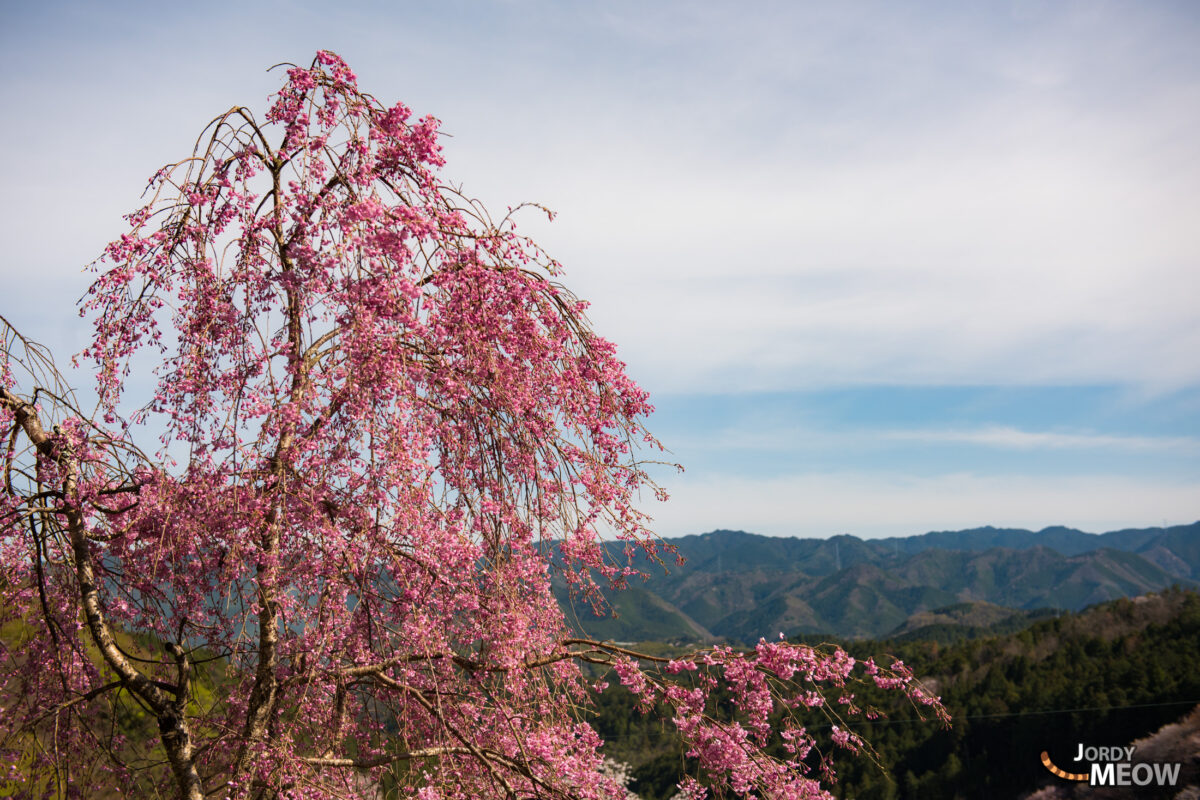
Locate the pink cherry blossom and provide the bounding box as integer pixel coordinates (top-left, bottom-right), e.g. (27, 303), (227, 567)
(0, 52), (946, 800)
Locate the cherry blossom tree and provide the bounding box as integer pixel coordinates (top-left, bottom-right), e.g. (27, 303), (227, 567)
(0, 52), (944, 800)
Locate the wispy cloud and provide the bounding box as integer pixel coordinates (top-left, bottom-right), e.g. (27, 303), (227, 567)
(5, 2), (1198, 394)
(650, 471), (1200, 539)
(880, 426), (1200, 453)
(466, 3), (1200, 393)
(681, 424), (1200, 455)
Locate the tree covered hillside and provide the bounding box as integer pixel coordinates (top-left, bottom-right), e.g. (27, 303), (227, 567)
(563, 525), (1200, 642)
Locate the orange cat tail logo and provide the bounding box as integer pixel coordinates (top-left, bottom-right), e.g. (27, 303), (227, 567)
(1041, 751), (1088, 781)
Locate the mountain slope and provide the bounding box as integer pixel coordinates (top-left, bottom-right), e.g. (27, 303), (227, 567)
(568, 522), (1199, 642)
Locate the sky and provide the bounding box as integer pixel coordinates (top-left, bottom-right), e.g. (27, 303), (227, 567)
(2, 0), (1197, 538)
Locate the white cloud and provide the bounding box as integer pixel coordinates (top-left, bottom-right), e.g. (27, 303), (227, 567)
(437, 4), (1200, 393)
(679, 424), (1200, 456)
(650, 471), (1200, 539)
(880, 427), (1200, 453)
(4, 1), (1199, 396)
(494, 102), (1200, 393)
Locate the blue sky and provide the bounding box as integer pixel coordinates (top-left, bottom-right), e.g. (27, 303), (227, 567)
(3, 1), (1197, 538)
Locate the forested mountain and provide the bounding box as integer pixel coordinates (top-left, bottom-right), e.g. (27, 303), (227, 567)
(561, 523), (1200, 642)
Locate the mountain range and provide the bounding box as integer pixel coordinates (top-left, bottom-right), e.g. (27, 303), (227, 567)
(558, 521), (1200, 642)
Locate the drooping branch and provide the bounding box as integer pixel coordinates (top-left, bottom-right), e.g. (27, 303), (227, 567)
(1, 51), (946, 800)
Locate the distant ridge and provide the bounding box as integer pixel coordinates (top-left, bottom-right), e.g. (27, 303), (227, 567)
(560, 521), (1200, 643)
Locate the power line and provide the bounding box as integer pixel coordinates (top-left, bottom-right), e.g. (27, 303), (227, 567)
(593, 699), (1200, 740)
(841, 698), (1200, 728)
